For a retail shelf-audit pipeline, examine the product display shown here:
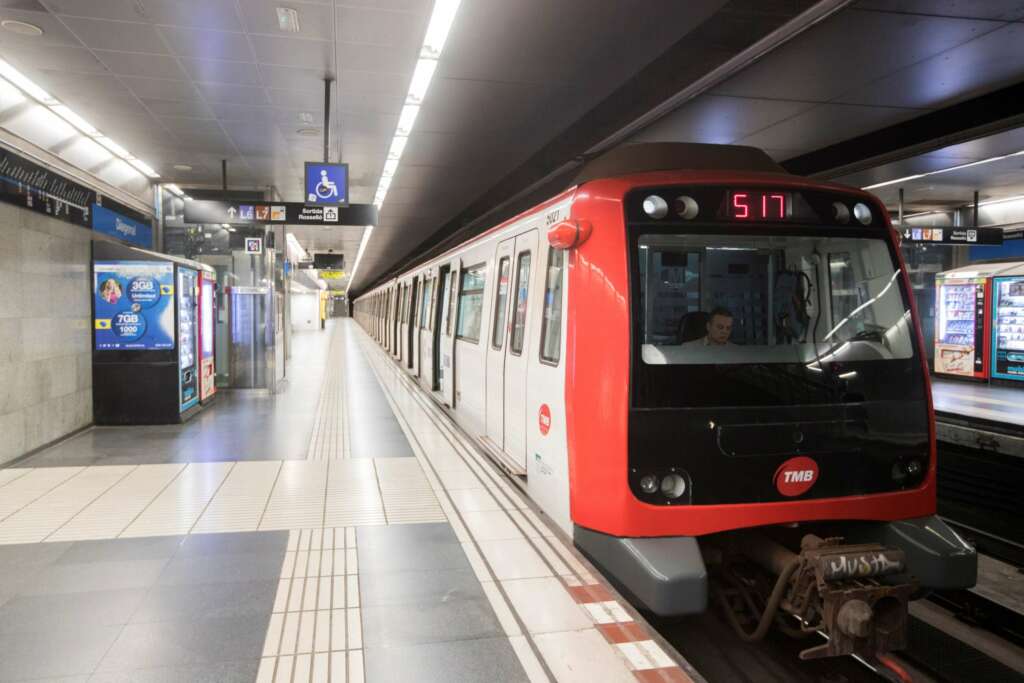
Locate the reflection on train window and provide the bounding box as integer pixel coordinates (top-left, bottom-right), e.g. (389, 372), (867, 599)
(637, 234), (914, 365)
(540, 248), (565, 365)
(492, 257), (511, 348)
(510, 251), (532, 355)
(446, 271), (457, 336)
(456, 264), (486, 343)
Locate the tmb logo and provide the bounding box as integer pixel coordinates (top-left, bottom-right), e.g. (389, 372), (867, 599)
(774, 456), (819, 497)
(538, 404), (551, 436)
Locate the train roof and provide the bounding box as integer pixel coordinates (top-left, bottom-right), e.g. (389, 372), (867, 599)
(573, 142), (785, 184)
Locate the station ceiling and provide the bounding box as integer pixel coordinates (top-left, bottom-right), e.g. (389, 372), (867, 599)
(1, 1), (1024, 293)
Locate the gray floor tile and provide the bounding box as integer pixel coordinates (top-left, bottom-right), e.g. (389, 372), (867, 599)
(364, 637), (530, 683)
(358, 542), (470, 574)
(131, 580), (277, 623)
(0, 541), (71, 570)
(361, 597), (502, 648)
(0, 588), (147, 634)
(19, 559), (168, 596)
(56, 537), (184, 564)
(0, 625), (123, 680)
(360, 568), (485, 607)
(155, 553), (284, 586)
(176, 531), (288, 558)
(357, 522), (458, 547)
(88, 660), (260, 683)
(96, 616), (269, 671)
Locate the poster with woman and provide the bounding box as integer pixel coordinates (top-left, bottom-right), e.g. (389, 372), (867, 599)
(93, 261), (175, 350)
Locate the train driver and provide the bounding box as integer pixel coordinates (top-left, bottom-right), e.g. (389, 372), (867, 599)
(684, 306), (734, 346)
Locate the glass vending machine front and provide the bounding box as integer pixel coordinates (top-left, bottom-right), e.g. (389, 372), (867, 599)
(934, 279), (985, 377)
(199, 274), (216, 401)
(178, 267), (200, 411)
(992, 276), (1024, 381)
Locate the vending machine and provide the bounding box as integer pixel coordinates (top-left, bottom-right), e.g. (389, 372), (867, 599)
(198, 271), (217, 403)
(991, 264), (1024, 382)
(934, 264), (1015, 379)
(92, 241), (213, 424)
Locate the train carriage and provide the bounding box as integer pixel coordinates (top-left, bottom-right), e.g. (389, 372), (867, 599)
(354, 143), (976, 663)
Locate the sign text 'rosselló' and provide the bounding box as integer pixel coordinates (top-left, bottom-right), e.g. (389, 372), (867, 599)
(900, 226), (1004, 245)
(183, 200), (376, 227)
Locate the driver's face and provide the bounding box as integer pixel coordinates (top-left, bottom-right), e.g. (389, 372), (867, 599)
(707, 315), (733, 345)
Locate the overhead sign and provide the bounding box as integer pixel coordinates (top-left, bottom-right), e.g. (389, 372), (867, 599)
(244, 237), (263, 254)
(184, 199), (375, 227)
(900, 226), (1003, 245)
(0, 146), (95, 227)
(319, 270), (345, 280)
(305, 162), (349, 206)
(92, 204), (152, 248)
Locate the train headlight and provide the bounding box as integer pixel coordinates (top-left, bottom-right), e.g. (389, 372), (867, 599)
(853, 202), (872, 225)
(674, 195), (699, 220)
(642, 195), (668, 219)
(639, 474), (659, 494)
(832, 202), (850, 224)
(660, 473), (686, 499)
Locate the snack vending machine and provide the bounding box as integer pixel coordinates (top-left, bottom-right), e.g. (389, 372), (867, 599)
(199, 271), (217, 403)
(177, 267), (200, 412)
(934, 264), (1014, 379)
(991, 266), (1024, 382)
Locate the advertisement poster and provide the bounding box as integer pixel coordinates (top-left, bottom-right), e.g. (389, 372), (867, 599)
(94, 261), (175, 350)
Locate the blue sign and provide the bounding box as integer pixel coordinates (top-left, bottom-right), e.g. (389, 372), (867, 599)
(94, 261), (175, 351)
(305, 162), (349, 206)
(92, 204), (152, 248)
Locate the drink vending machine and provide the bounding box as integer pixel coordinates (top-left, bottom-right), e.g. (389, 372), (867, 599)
(92, 241), (215, 424)
(199, 271), (217, 403)
(991, 263), (1024, 382)
(934, 263), (1017, 379)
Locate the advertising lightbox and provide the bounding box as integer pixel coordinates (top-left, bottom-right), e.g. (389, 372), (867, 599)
(94, 261), (175, 350)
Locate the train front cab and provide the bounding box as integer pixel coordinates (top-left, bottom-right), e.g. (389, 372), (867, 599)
(563, 164), (977, 643)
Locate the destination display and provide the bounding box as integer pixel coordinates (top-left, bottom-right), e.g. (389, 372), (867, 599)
(184, 199), (376, 227)
(94, 261), (175, 351)
(900, 226), (1003, 245)
(0, 146), (95, 227)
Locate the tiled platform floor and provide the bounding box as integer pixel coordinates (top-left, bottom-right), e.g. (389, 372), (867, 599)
(0, 320), (699, 683)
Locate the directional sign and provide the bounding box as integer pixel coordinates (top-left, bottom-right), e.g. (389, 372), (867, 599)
(244, 237), (263, 254)
(305, 162), (349, 206)
(900, 226), (1003, 245)
(184, 200), (376, 227)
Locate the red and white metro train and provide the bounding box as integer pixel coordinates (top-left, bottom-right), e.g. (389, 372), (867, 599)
(355, 143), (976, 661)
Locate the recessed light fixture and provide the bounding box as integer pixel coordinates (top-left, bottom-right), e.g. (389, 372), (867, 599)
(297, 127), (320, 137)
(173, 163), (193, 172)
(276, 7), (300, 33)
(1, 20), (43, 36)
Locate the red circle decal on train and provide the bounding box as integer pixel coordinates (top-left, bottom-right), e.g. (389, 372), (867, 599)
(774, 456), (819, 497)
(539, 404), (551, 436)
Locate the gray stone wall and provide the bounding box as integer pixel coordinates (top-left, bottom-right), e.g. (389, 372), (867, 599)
(0, 201), (92, 465)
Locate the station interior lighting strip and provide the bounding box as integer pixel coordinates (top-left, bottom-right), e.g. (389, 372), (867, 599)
(0, 58), (160, 180)
(862, 149), (1024, 191)
(346, 0), (462, 294)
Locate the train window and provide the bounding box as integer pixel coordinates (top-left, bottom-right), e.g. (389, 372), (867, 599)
(446, 271), (457, 336)
(492, 257), (511, 349)
(456, 264), (486, 343)
(420, 278), (433, 330)
(510, 251), (532, 355)
(540, 247), (565, 365)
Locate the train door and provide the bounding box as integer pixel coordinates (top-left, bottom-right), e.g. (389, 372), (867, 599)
(485, 240), (515, 450)
(420, 276), (435, 387)
(407, 278), (418, 369)
(443, 263), (460, 407)
(503, 231), (538, 469)
(433, 265), (451, 392)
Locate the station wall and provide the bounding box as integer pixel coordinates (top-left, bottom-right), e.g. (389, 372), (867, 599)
(0, 201), (92, 465)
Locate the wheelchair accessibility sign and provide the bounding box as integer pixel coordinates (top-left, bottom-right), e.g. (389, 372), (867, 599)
(305, 162), (349, 206)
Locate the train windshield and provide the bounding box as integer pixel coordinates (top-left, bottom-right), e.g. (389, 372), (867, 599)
(633, 231), (921, 408)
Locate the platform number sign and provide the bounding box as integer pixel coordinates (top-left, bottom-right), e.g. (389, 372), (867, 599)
(305, 162), (349, 206)
(245, 237), (263, 255)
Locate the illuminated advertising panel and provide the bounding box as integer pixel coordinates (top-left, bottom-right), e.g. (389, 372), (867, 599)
(94, 261), (174, 350)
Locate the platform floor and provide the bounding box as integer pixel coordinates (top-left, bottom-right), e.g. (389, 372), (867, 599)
(0, 320), (698, 683)
(932, 377), (1024, 428)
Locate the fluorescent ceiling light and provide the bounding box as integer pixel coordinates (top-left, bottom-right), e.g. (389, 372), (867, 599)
(95, 136), (132, 159)
(978, 194), (1024, 207)
(407, 59), (438, 105)
(863, 150), (1024, 191)
(49, 104), (98, 136)
(0, 59), (54, 104)
(396, 105), (419, 137)
(128, 158), (159, 179)
(345, 225), (374, 295)
(382, 159), (399, 178)
(387, 136), (407, 161)
(421, 0), (462, 59)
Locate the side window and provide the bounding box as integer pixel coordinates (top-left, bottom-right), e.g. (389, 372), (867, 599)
(456, 264), (486, 343)
(420, 278), (433, 329)
(540, 247), (565, 364)
(445, 271), (457, 336)
(510, 251), (532, 354)
(491, 257), (511, 348)
(427, 277), (436, 331)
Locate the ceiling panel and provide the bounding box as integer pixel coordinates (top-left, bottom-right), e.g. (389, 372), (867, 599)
(197, 82), (270, 105)
(335, 5), (427, 47)
(258, 63), (331, 91)
(249, 35), (333, 69)
(0, 6), (81, 46)
(736, 103), (928, 153)
(92, 50), (188, 79)
(121, 76), (202, 101)
(239, 0), (335, 41)
(41, 0), (244, 30)
(0, 43), (106, 74)
(333, 41), (417, 75)
(58, 15), (172, 54)
(158, 26), (255, 62)
(854, 0), (1024, 21)
(413, 78), (552, 135)
(630, 95), (816, 146)
(336, 69), (409, 98)
(712, 9), (1001, 103)
(179, 58), (263, 86)
(142, 97), (216, 118)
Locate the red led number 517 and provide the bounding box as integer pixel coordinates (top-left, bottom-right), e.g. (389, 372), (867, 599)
(732, 192), (786, 220)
